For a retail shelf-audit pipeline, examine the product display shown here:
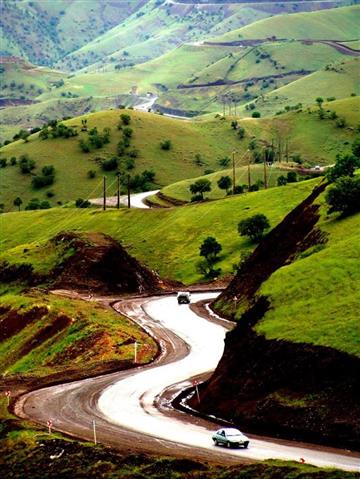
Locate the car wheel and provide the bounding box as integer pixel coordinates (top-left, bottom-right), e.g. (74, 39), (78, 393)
(214, 439), (218, 446)
(243, 441), (249, 449)
(226, 441), (231, 448)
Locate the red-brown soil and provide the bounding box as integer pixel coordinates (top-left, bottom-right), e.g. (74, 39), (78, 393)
(51, 232), (163, 294)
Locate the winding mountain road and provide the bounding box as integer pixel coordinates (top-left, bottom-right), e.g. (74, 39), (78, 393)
(15, 294), (360, 471)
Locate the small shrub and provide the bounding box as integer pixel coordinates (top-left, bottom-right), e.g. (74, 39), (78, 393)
(87, 170), (96, 179)
(286, 171), (297, 183)
(160, 139), (172, 150)
(120, 113), (131, 125)
(336, 117), (346, 128)
(277, 175), (287, 186)
(75, 198), (91, 208)
(101, 157), (118, 171)
(238, 214), (270, 242)
(251, 111), (261, 118)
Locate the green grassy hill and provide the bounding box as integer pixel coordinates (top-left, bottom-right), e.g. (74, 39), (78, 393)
(159, 164), (288, 203)
(248, 59), (360, 117)
(214, 5), (360, 42)
(1, 178), (359, 357)
(0, 0), (146, 67)
(1, 100), (358, 211)
(0, 109), (243, 211)
(59, 0), (310, 73)
(0, 57), (64, 101)
(0, 288), (156, 379)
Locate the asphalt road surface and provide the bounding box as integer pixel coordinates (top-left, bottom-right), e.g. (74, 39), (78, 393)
(90, 190), (159, 209)
(16, 294), (360, 471)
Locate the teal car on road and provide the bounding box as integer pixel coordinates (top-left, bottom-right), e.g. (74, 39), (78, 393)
(212, 428), (249, 449)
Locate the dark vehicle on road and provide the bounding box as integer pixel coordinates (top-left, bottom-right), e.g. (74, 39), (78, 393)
(177, 291), (191, 304)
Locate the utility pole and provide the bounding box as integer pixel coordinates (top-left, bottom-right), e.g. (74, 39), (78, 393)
(116, 172), (120, 209)
(247, 154), (251, 189)
(232, 150), (236, 195)
(263, 152), (268, 189)
(103, 176), (106, 211)
(285, 139), (289, 163)
(127, 174), (131, 208)
(278, 137), (282, 163)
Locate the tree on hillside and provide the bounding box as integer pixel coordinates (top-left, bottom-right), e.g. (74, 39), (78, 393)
(189, 178), (211, 201)
(217, 175), (232, 194)
(352, 138), (360, 159)
(19, 155), (36, 174)
(237, 127), (245, 139)
(197, 236), (222, 279)
(13, 197), (23, 211)
(160, 139), (172, 150)
(326, 176), (360, 217)
(287, 171), (297, 183)
(326, 154), (360, 182)
(200, 236), (222, 264)
(316, 97), (324, 108)
(238, 214), (270, 242)
(277, 175), (287, 186)
(120, 113), (131, 125)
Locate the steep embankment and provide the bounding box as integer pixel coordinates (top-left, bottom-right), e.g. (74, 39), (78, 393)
(0, 229), (161, 389)
(193, 184), (360, 450)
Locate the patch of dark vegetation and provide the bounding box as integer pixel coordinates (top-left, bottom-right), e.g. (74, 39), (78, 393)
(0, 305), (48, 342)
(0, 261), (41, 285)
(0, 434), (357, 479)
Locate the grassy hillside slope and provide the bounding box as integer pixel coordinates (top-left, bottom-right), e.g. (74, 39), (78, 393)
(0, 110), (241, 210)
(249, 59), (360, 117)
(214, 5), (360, 42)
(1, 178), (359, 357)
(1, 100), (358, 211)
(0, 58), (64, 101)
(160, 164), (287, 202)
(60, 0), (315, 73)
(0, 0), (147, 67)
(0, 288), (156, 379)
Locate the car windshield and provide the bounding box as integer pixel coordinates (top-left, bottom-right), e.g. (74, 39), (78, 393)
(225, 429), (242, 436)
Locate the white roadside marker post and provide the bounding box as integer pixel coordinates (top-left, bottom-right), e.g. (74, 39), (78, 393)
(93, 419), (97, 445)
(47, 419), (53, 435)
(195, 383), (200, 404)
(5, 390), (11, 406)
(134, 341), (138, 363)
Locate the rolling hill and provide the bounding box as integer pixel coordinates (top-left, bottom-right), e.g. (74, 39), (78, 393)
(0, 0), (147, 67)
(0, 109), (242, 210)
(213, 4), (360, 42)
(1, 98), (358, 211)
